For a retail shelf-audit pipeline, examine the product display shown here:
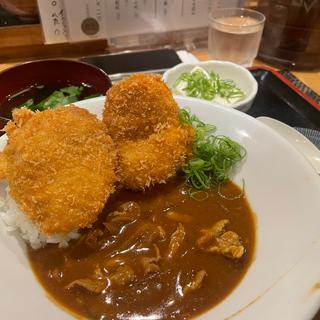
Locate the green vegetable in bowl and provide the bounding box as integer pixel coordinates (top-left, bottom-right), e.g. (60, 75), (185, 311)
(179, 109), (246, 190)
(19, 85), (102, 111)
(174, 68), (245, 103)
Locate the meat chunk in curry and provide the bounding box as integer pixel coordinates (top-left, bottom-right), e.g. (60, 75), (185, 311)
(197, 219), (245, 258)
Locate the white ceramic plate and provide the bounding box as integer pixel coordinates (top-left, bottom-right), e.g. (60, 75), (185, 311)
(257, 116), (320, 175)
(1, 96), (320, 320)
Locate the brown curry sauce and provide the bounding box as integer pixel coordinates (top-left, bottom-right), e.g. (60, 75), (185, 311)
(28, 176), (255, 320)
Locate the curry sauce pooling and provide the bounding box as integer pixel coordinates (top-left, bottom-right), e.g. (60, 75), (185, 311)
(28, 176), (255, 320)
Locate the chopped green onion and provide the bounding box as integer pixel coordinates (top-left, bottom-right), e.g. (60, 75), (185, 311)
(180, 109), (246, 190)
(174, 69), (245, 103)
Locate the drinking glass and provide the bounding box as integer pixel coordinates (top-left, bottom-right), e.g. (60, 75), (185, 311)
(208, 8), (265, 67)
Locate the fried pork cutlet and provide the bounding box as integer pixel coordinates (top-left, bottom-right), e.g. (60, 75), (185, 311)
(103, 74), (180, 142)
(118, 124), (194, 190)
(0, 106), (117, 235)
(103, 74), (195, 190)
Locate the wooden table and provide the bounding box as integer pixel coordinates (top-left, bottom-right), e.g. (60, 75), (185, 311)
(0, 50), (319, 96)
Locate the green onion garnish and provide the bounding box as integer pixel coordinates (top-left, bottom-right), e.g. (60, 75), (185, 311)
(179, 109), (246, 190)
(174, 69), (245, 103)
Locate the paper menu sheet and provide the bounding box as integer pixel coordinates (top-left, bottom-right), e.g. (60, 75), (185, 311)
(37, 0), (244, 44)
(37, 0), (68, 44)
(63, 0), (108, 42)
(37, 0), (107, 43)
(105, 0), (210, 38)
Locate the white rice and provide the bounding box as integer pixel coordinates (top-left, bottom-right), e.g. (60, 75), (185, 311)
(0, 182), (80, 249)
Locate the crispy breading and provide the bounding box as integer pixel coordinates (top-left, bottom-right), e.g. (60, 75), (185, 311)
(103, 74), (195, 190)
(103, 74), (180, 142)
(117, 124), (194, 190)
(0, 152), (7, 179)
(1, 106), (117, 235)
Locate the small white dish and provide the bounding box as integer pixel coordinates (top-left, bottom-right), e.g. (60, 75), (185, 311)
(162, 60), (258, 112)
(258, 116), (320, 175)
